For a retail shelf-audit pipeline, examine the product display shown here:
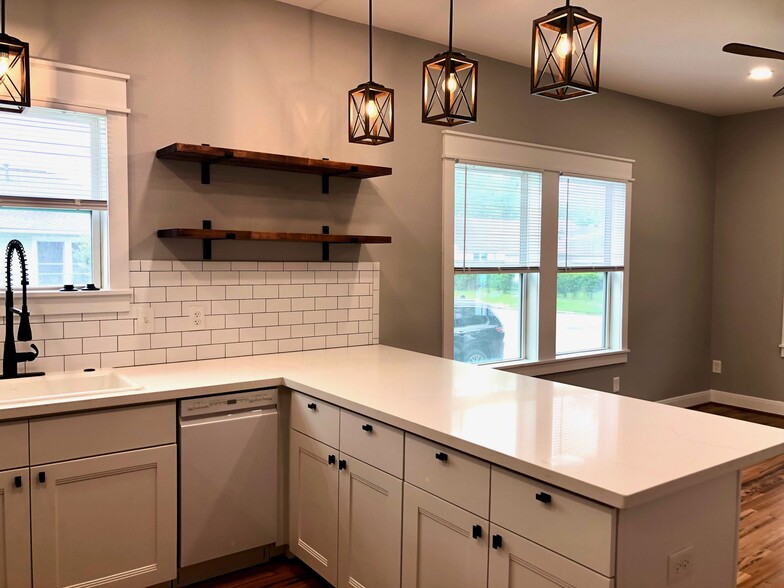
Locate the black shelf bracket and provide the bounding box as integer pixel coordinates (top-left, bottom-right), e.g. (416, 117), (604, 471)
(200, 219), (236, 260)
(322, 225), (330, 261)
(320, 162), (359, 195)
(200, 145), (234, 185)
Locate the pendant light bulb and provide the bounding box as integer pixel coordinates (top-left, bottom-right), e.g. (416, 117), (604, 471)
(441, 73), (458, 93)
(556, 34), (571, 58)
(0, 51), (9, 78)
(366, 98), (379, 118)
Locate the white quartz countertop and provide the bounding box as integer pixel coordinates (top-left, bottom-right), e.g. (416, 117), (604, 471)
(2, 345), (783, 509)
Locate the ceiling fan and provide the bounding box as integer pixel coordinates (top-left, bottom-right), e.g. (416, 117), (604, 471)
(723, 43), (784, 97)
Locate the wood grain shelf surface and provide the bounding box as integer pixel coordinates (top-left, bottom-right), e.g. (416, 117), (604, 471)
(157, 228), (391, 244)
(156, 143), (392, 180)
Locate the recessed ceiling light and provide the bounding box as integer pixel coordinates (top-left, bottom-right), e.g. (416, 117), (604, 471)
(749, 67), (773, 80)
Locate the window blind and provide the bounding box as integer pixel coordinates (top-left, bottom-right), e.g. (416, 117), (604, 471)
(558, 175), (626, 271)
(0, 106), (108, 209)
(455, 163), (542, 271)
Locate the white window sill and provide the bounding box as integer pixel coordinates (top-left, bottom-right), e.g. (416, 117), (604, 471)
(484, 349), (630, 376)
(22, 289), (132, 316)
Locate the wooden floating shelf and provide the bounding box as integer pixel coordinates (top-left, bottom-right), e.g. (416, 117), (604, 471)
(156, 143), (392, 194)
(157, 223), (391, 261)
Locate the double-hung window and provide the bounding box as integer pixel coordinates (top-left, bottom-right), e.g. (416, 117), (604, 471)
(0, 58), (130, 315)
(443, 131), (633, 374)
(0, 106), (108, 289)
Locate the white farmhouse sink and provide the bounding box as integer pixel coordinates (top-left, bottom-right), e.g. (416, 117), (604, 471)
(0, 370), (142, 404)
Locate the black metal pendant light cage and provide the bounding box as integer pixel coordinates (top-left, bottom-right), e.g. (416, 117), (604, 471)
(422, 0), (477, 125)
(0, 0), (30, 113)
(349, 0), (394, 145)
(531, 0), (601, 100)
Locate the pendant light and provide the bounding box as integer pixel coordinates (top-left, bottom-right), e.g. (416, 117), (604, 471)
(0, 0), (30, 113)
(422, 0), (477, 125)
(348, 0), (393, 145)
(531, 0), (601, 100)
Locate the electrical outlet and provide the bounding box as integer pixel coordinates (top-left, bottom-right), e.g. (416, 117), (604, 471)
(712, 360), (722, 374)
(137, 307), (155, 334)
(667, 546), (694, 583)
(187, 304), (206, 329)
(612, 377), (620, 393)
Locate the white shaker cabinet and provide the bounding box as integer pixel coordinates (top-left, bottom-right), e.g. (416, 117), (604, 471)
(289, 429), (340, 585)
(401, 483), (488, 588)
(338, 455), (402, 588)
(30, 444), (177, 588)
(0, 468), (31, 588)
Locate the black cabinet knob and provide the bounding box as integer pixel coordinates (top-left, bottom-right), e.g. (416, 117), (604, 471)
(535, 491), (552, 504)
(307, 403), (317, 410)
(38, 471), (46, 484)
(339, 459), (347, 470)
(328, 454), (336, 465)
(472, 524), (482, 539)
(492, 534), (503, 549)
(435, 452), (448, 462)
(14, 475), (22, 488)
(362, 424), (373, 432)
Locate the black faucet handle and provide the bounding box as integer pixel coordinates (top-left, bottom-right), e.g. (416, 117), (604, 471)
(18, 343), (39, 363)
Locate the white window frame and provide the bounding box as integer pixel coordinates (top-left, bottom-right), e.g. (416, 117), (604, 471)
(442, 131), (634, 375)
(10, 58), (132, 315)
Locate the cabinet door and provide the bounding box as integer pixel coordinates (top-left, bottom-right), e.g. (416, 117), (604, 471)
(0, 469), (31, 588)
(402, 483), (488, 588)
(289, 429), (339, 586)
(338, 455), (402, 588)
(31, 445), (177, 588)
(488, 524), (613, 588)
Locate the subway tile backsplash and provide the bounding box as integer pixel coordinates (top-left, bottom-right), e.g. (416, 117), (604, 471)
(18, 261), (380, 374)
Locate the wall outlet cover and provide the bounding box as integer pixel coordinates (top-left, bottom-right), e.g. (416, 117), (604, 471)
(186, 304), (206, 329)
(612, 376), (620, 393)
(712, 360), (722, 374)
(667, 545), (694, 583)
(137, 307), (155, 334)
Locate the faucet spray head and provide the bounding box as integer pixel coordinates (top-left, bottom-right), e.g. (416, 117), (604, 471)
(17, 309), (31, 341)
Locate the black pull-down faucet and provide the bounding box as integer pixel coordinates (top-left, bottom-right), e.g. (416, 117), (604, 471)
(3, 239), (42, 379)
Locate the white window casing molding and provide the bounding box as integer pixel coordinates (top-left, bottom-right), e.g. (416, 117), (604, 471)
(442, 131), (634, 374)
(17, 58), (131, 315)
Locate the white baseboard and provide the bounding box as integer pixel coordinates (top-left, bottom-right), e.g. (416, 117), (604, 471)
(658, 390), (712, 408)
(659, 389), (784, 416)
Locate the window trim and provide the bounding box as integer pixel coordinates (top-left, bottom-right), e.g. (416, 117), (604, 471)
(442, 130), (634, 374)
(12, 58), (131, 315)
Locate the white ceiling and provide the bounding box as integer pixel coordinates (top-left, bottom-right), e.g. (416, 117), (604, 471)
(276, 0), (784, 117)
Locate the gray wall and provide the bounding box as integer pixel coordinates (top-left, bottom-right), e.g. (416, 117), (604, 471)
(712, 108), (784, 399)
(13, 0), (718, 401)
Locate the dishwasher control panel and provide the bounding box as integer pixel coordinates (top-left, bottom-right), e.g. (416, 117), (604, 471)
(180, 388), (277, 418)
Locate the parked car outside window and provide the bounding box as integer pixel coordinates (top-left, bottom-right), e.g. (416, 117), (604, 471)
(453, 300), (505, 363)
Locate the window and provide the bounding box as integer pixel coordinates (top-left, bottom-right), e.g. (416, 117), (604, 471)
(443, 131), (633, 374)
(0, 106), (107, 288)
(0, 58), (131, 315)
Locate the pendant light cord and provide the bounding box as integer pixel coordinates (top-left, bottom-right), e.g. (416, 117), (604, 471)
(368, 0), (373, 82)
(1, 0), (5, 35)
(448, 0), (453, 52)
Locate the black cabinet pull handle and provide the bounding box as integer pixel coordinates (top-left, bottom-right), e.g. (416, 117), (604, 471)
(472, 524), (482, 539)
(535, 491), (552, 504)
(38, 472), (46, 484)
(307, 403), (317, 410)
(492, 534), (503, 549)
(14, 475), (22, 488)
(328, 454), (336, 465)
(339, 459), (347, 470)
(362, 424), (373, 432)
(435, 452), (448, 462)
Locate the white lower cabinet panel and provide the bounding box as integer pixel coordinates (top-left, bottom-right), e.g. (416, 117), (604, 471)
(289, 429), (339, 586)
(402, 483), (488, 588)
(488, 524), (613, 588)
(30, 445), (177, 588)
(0, 468), (31, 588)
(338, 455), (402, 588)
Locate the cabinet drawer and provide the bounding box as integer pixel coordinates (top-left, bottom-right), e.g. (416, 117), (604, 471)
(0, 420), (28, 470)
(291, 391), (340, 448)
(404, 434), (490, 518)
(491, 466), (616, 576)
(489, 523), (613, 588)
(340, 410), (403, 478)
(30, 402), (175, 465)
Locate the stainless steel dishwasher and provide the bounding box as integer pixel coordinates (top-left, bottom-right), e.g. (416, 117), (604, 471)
(178, 389), (278, 579)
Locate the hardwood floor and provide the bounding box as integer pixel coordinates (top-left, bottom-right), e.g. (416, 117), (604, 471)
(198, 402), (784, 588)
(693, 403), (784, 587)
